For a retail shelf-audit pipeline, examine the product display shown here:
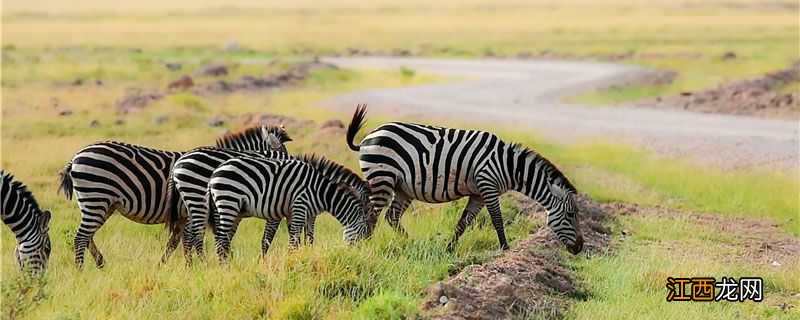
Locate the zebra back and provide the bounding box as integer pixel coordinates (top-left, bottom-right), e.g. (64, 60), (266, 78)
(507, 142), (576, 193)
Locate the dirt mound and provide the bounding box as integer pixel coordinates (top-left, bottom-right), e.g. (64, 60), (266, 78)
(198, 63), (229, 77)
(114, 60), (334, 112)
(195, 61), (336, 95)
(239, 113), (315, 129)
(116, 88), (164, 113)
(421, 195), (612, 320)
(642, 61), (800, 119)
(167, 75), (194, 92)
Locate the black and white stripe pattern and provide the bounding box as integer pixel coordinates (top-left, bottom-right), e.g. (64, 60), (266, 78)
(172, 148), (373, 264)
(207, 156), (374, 261)
(1, 171), (52, 275)
(58, 125), (289, 269)
(172, 148), (293, 264)
(345, 105), (583, 254)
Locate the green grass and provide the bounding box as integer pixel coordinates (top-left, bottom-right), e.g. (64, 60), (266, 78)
(568, 215), (800, 319)
(560, 143), (799, 235)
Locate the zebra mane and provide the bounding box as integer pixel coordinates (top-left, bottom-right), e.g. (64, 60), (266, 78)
(215, 125), (292, 147)
(1, 171), (44, 215)
(297, 154), (368, 196)
(509, 143), (577, 193)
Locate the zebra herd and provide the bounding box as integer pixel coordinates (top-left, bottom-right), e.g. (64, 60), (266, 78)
(2, 105), (583, 275)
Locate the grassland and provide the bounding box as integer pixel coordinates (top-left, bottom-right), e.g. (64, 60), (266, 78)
(4, 0), (798, 103)
(2, 51), (797, 318)
(2, 1), (799, 319)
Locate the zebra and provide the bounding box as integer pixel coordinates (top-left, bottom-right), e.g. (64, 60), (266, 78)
(172, 148), (292, 264)
(344, 105), (584, 254)
(1, 171), (52, 275)
(57, 125), (290, 269)
(172, 147), (373, 264)
(206, 155), (376, 261)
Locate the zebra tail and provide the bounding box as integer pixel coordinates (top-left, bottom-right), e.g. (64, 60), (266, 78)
(346, 104), (368, 152)
(164, 179), (183, 236)
(206, 188), (217, 233)
(58, 161), (74, 200)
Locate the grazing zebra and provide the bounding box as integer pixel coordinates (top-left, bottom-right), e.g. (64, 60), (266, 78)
(58, 125), (289, 269)
(1, 171), (52, 275)
(172, 148), (372, 264)
(207, 155), (375, 261)
(172, 148), (292, 264)
(345, 105), (583, 254)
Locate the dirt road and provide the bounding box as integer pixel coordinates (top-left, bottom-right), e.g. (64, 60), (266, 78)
(321, 57), (799, 171)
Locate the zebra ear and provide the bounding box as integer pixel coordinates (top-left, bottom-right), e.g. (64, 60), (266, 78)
(549, 183), (567, 200)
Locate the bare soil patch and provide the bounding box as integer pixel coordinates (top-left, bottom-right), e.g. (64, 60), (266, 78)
(114, 61), (336, 113)
(640, 61), (800, 120)
(420, 196), (799, 319)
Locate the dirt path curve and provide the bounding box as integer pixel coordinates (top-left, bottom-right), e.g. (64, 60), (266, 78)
(320, 57), (799, 171)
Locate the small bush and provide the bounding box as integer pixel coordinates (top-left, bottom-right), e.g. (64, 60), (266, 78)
(352, 291), (416, 320)
(169, 93), (208, 112)
(399, 67), (415, 78)
(271, 294), (322, 320)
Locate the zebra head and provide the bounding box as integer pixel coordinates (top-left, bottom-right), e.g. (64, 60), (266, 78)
(335, 183), (373, 244)
(545, 179), (583, 255)
(15, 210), (52, 275)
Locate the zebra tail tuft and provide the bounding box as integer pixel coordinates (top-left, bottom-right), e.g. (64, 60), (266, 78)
(346, 104), (368, 152)
(58, 161), (74, 200)
(164, 179), (183, 236)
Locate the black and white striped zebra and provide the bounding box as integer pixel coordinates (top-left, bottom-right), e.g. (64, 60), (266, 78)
(207, 155), (375, 261)
(1, 171), (52, 275)
(58, 125), (289, 269)
(172, 148), (292, 264)
(172, 147), (373, 264)
(345, 105), (583, 254)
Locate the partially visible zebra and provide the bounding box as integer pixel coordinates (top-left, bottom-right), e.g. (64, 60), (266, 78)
(58, 125), (290, 269)
(1, 171), (52, 275)
(172, 147), (373, 264)
(207, 156), (375, 261)
(172, 148), (292, 264)
(345, 105), (583, 253)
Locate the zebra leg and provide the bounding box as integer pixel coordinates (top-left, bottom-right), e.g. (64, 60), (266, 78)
(187, 202), (208, 263)
(385, 192), (411, 237)
(182, 218), (195, 266)
(160, 224), (183, 265)
(446, 196), (485, 252)
(481, 192), (509, 250)
(287, 207), (308, 250)
(212, 199), (240, 263)
(88, 239), (105, 268)
(74, 205), (111, 269)
(260, 219), (281, 258)
(304, 214), (316, 246)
